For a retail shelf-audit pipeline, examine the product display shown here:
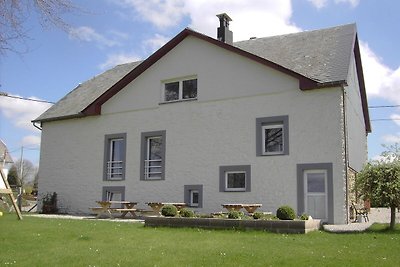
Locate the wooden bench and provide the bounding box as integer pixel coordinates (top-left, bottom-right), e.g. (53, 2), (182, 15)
(351, 202), (369, 222)
(111, 208), (138, 218)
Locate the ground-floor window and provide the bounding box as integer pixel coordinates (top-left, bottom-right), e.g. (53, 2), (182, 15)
(184, 185), (203, 208)
(219, 165), (251, 192)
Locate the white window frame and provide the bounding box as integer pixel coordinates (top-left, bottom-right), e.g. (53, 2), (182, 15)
(144, 136), (163, 180)
(107, 138), (124, 180)
(162, 77), (197, 103)
(189, 190), (199, 207)
(225, 171), (246, 192)
(262, 123), (284, 155)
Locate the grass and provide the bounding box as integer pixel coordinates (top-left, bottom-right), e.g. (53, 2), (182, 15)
(0, 213), (399, 267)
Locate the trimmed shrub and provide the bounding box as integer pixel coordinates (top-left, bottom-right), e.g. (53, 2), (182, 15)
(276, 205), (296, 220)
(253, 212), (264, 220)
(228, 210), (243, 219)
(300, 213), (309, 220)
(179, 208), (194, 218)
(161, 204), (177, 217)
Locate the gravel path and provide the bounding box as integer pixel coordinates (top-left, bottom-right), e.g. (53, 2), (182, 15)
(323, 208), (400, 233)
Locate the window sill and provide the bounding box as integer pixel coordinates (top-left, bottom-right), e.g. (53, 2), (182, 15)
(260, 152), (286, 156)
(159, 98), (197, 105)
(224, 189), (246, 192)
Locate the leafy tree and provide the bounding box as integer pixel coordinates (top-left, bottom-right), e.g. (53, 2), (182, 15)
(356, 146), (400, 230)
(0, 0), (76, 54)
(7, 165), (20, 186)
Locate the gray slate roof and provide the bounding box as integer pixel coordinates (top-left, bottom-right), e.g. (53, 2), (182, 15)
(35, 24), (356, 123)
(234, 23), (355, 83)
(34, 61), (142, 122)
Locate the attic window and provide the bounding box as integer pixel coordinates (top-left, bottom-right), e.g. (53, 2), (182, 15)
(163, 77), (197, 102)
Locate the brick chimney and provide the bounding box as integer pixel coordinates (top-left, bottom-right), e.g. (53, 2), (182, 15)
(216, 13), (233, 45)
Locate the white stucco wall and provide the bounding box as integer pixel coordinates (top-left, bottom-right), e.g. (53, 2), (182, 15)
(345, 54), (368, 172)
(38, 36), (349, 223)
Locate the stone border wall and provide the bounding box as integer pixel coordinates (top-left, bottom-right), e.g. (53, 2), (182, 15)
(144, 217), (321, 234)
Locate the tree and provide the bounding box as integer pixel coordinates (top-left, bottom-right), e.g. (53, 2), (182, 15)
(356, 148), (400, 230)
(7, 165), (20, 186)
(0, 0), (76, 54)
(11, 159), (36, 186)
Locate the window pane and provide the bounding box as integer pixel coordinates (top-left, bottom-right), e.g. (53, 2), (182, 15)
(108, 138), (124, 179)
(191, 190), (199, 205)
(110, 139), (123, 161)
(182, 79), (197, 99)
(149, 137), (162, 160)
(265, 126), (283, 153)
(227, 172), (246, 189)
(307, 173), (326, 193)
(165, 82), (179, 101)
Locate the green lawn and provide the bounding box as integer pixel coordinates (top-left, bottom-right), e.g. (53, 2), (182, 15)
(0, 214), (399, 267)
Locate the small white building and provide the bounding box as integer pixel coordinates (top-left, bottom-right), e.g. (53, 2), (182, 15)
(0, 139), (13, 178)
(33, 15), (370, 224)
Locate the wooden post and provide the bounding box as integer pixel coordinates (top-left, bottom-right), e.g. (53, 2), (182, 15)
(0, 168), (23, 220)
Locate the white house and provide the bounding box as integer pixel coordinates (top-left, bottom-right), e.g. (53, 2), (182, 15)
(33, 14), (370, 224)
(0, 139), (13, 178)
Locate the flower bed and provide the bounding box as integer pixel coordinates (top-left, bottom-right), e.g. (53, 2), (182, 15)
(144, 216), (321, 234)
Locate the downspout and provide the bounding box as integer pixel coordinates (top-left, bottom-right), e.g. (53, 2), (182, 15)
(33, 121), (42, 131)
(342, 86), (349, 224)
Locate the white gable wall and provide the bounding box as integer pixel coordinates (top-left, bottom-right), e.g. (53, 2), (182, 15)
(345, 54), (368, 171)
(39, 36), (348, 223)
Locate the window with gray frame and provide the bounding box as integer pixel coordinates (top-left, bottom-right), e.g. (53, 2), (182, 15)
(103, 133), (126, 181)
(140, 130), (166, 180)
(256, 115), (289, 156)
(184, 185), (203, 208)
(219, 165), (251, 192)
(102, 186), (125, 208)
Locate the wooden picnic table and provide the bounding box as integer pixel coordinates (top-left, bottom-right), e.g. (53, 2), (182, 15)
(222, 203), (262, 214)
(91, 201), (138, 219)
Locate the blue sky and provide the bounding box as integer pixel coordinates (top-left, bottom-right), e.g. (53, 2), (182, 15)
(0, 0), (399, 166)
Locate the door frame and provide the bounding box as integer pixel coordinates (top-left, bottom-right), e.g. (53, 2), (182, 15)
(297, 163), (334, 224)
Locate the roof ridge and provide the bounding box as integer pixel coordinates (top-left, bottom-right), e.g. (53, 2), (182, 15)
(234, 23), (356, 44)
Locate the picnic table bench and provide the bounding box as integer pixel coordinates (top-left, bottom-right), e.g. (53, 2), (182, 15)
(90, 201), (138, 219)
(222, 203), (262, 214)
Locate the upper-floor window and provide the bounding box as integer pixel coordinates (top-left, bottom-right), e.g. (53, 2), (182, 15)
(104, 133), (126, 181)
(163, 78), (197, 102)
(262, 123), (284, 155)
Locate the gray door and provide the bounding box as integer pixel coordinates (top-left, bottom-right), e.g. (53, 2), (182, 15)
(304, 170), (328, 221)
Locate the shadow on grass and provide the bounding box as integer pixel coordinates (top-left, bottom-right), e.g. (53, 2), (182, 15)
(366, 223), (400, 234)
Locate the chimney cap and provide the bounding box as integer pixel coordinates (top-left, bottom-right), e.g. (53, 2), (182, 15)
(216, 13), (232, 22)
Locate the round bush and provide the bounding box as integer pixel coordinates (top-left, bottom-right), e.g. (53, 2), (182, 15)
(300, 213), (309, 220)
(179, 208), (194, 218)
(252, 212), (264, 220)
(228, 210), (243, 219)
(161, 204), (178, 217)
(276, 205), (296, 220)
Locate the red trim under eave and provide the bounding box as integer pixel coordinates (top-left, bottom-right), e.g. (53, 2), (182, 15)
(354, 35), (371, 133)
(82, 28), (320, 116)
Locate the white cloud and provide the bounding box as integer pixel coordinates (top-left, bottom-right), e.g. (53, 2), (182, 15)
(307, 0), (328, 9)
(22, 135), (41, 147)
(334, 0), (360, 8)
(112, 0), (187, 29)
(143, 34), (170, 53)
(0, 95), (52, 131)
(99, 52), (141, 70)
(182, 0), (300, 41)
(360, 41), (400, 104)
(69, 26), (121, 47)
